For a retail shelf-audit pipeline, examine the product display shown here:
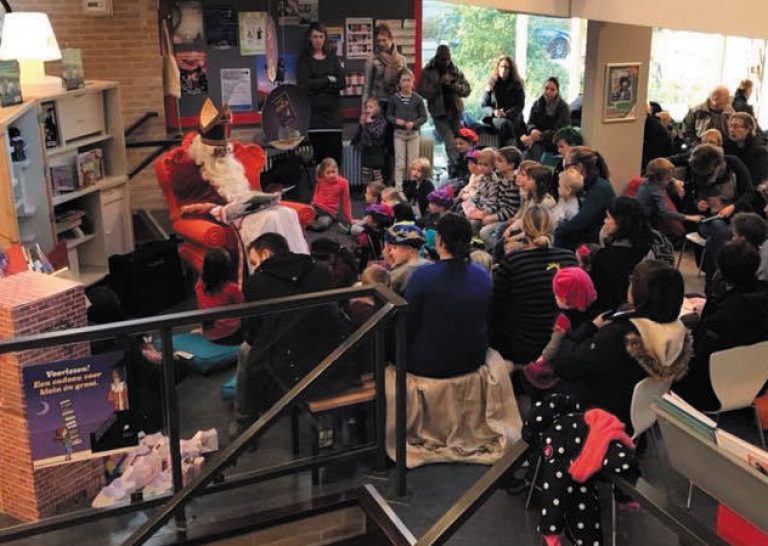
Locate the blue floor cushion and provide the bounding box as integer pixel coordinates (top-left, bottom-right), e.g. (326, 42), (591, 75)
(156, 332), (239, 375)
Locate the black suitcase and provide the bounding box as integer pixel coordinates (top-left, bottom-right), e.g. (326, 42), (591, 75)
(108, 238), (186, 317)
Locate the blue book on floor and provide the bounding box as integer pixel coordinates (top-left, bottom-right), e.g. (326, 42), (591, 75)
(221, 374), (236, 401)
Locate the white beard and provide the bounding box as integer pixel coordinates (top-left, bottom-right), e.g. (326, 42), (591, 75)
(187, 134), (251, 202)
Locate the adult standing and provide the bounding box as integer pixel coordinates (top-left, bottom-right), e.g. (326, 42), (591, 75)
(491, 204), (577, 364)
(553, 146), (615, 250)
(418, 45), (471, 176)
(520, 77), (570, 161)
(480, 55), (526, 147)
(362, 23), (407, 183)
(297, 23), (345, 167)
(732, 79), (756, 118)
(681, 86), (733, 147)
(404, 213), (491, 378)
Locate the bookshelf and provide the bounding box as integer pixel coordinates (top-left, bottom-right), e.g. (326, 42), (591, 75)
(0, 81), (133, 285)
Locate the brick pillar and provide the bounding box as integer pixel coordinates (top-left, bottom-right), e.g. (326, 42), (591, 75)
(0, 272), (103, 521)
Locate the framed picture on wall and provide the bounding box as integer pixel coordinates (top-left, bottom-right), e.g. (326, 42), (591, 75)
(603, 62), (641, 123)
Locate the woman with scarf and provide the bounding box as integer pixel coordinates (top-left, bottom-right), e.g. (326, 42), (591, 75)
(480, 55), (526, 146)
(520, 77), (571, 161)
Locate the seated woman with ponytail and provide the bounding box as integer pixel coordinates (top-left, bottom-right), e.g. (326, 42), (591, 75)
(491, 204), (577, 364)
(404, 212), (492, 378)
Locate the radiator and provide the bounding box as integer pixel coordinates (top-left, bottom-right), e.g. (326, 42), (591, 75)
(342, 140), (363, 187)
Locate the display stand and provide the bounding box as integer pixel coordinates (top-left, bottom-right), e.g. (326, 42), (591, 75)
(656, 405), (768, 533)
(0, 272), (103, 521)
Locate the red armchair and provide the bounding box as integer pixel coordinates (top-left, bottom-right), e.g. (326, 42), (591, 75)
(155, 132), (314, 274)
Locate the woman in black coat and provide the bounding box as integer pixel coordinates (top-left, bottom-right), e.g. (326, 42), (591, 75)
(590, 196), (653, 312)
(552, 260), (692, 433)
(297, 23), (345, 167)
(520, 77), (570, 160)
(675, 241), (768, 410)
(480, 55), (525, 146)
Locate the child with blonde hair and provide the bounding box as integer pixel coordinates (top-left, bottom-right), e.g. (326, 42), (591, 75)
(387, 68), (428, 190)
(551, 168), (583, 228)
(352, 97), (387, 185)
(403, 157), (435, 218)
(309, 157), (353, 232)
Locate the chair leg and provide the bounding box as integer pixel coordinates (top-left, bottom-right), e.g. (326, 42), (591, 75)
(676, 238), (688, 270)
(524, 455), (543, 511)
(686, 481), (695, 510)
(754, 404), (767, 450)
(697, 245), (706, 278)
(611, 483), (618, 546)
(311, 413), (320, 485)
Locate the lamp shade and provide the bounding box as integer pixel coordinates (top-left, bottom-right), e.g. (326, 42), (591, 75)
(0, 13), (62, 61)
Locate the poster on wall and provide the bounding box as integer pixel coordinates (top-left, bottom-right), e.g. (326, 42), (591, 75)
(345, 18), (373, 59)
(174, 1), (204, 44)
(176, 51), (208, 95)
(326, 26), (344, 58)
(221, 68), (253, 111)
(23, 352), (138, 469)
(205, 6), (238, 49)
(255, 54), (297, 106)
(278, 0), (318, 26)
(603, 62), (641, 122)
(239, 11), (267, 55)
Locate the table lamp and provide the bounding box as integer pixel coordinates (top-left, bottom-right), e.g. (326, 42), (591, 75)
(0, 12), (63, 97)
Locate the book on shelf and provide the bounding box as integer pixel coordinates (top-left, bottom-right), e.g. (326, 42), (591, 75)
(0, 60), (22, 107)
(55, 209), (88, 234)
(50, 161), (78, 193)
(61, 49), (85, 91)
(715, 428), (768, 477)
(658, 391), (718, 441)
(77, 149), (104, 187)
(42, 101), (60, 149)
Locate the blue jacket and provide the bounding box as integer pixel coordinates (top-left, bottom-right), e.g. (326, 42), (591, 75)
(404, 259), (491, 378)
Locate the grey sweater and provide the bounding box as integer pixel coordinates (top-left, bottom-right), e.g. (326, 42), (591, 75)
(386, 91), (428, 130)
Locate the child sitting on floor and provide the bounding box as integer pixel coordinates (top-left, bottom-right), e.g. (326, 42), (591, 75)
(309, 158), (353, 232)
(551, 167), (583, 229)
(195, 248), (243, 345)
(351, 181), (386, 236)
(403, 157), (435, 219)
(523, 266), (596, 391)
(356, 203), (394, 270)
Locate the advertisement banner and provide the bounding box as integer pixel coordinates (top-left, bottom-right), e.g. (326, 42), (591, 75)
(23, 352), (137, 469)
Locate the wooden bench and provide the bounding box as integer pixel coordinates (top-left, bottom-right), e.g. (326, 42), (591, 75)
(291, 377), (376, 484)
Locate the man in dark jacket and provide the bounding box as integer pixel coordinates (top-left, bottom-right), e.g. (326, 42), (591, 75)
(417, 45), (470, 175)
(684, 144), (756, 295)
(232, 233), (348, 433)
(724, 112), (768, 189)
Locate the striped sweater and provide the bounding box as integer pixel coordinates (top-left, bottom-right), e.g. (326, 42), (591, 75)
(490, 246), (577, 363)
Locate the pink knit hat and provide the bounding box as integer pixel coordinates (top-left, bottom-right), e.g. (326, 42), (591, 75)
(552, 267), (596, 312)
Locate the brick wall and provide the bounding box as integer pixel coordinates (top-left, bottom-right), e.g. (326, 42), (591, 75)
(0, 272), (103, 521)
(9, 0), (167, 210)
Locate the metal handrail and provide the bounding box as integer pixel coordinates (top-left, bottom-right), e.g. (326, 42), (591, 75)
(0, 285), (408, 545)
(124, 112), (159, 138)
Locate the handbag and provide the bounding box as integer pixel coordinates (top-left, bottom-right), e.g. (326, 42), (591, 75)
(161, 20), (181, 99)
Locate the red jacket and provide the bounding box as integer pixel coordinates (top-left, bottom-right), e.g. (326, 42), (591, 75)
(312, 175), (352, 224)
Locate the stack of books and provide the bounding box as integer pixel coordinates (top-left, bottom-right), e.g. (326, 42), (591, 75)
(657, 391), (717, 441)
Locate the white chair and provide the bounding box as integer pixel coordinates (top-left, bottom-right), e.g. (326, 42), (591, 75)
(612, 377), (673, 546)
(708, 340), (768, 449)
(675, 231), (706, 276)
(686, 340), (768, 509)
